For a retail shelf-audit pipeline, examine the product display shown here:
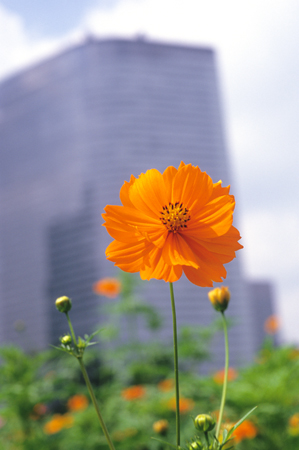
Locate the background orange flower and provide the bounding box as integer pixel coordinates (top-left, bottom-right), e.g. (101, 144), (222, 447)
(93, 278), (121, 298)
(213, 367), (238, 384)
(43, 413), (74, 435)
(158, 379), (174, 392)
(103, 162), (242, 287)
(288, 413), (299, 435)
(167, 397), (195, 414)
(264, 315), (280, 334)
(231, 419), (258, 443)
(121, 385), (146, 401)
(67, 394), (88, 412)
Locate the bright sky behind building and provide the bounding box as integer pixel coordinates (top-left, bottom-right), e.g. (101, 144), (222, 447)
(1, 0), (299, 342)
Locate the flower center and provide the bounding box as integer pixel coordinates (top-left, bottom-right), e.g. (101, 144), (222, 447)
(160, 202), (191, 233)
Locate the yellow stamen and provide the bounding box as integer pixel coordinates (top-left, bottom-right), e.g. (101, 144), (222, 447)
(160, 202), (190, 233)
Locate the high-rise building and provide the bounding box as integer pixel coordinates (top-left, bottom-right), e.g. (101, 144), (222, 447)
(0, 37), (260, 367)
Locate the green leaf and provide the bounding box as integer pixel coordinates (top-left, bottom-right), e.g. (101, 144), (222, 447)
(85, 328), (103, 343)
(226, 406), (257, 440)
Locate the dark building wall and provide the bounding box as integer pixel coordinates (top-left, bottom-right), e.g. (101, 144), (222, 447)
(0, 38), (256, 366)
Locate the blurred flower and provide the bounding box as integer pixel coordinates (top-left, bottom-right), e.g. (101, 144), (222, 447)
(112, 427), (137, 441)
(30, 403), (48, 420)
(289, 348), (299, 360)
(208, 287), (230, 312)
(43, 413), (74, 435)
(288, 413), (299, 436)
(121, 385), (146, 401)
(93, 278), (121, 298)
(102, 162), (242, 287)
(213, 367), (238, 384)
(67, 394), (88, 412)
(223, 420), (257, 443)
(153, 419), (169, 435)
(158, 379), (174, 392)
(264, 315), (280, 334)
(167, 397), (195, 414)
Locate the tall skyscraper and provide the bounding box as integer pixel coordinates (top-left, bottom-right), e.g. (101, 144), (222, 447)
(0, 37), (258, 367)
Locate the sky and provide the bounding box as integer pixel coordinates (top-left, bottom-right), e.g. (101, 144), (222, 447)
(0, 0), (299, 342)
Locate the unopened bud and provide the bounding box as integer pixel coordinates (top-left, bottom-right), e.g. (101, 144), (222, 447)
(208, 287), (230, 312)
(194, 414), (215, 432)
(55, 296), (72, 313)
(77, 336), (86, 349)
(153, 419), (169, 435)
(188, 440), (203, 450)
(60, 335), (72, 345)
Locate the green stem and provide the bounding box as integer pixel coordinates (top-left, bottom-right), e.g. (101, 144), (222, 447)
(216, 312), (229, 439)
(169, 282), (180, 448)
(66, 312), (77, 346)
(78, 358), (116, 450)
(65, 312), (116, 450)
(204, 431), (210, 448)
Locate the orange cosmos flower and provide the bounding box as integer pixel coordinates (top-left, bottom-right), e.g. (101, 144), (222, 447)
(230, 420), (258, 443)
(213, 367), (238, 384)
(121, 385), (146, 400)
(93, 278), (121, 298)
(158, 379), (174, 392)
(67, 394), (88, 412)
(30, 403), (48, 420)
(288, 413), (299, 436)
(43, 413), (74, 435)
(167, 397), (195, 414)
(153, 419), (169, 435)
(102, 162), (242, 287)
(264, 315), (280, 334)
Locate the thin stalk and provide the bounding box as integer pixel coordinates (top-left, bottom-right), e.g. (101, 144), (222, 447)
(204, 431), (210, 448)
(66, 312), (77, 345)
(169, 282), (180, 448)
(78, 358), (116, 450)
(65, 312), (116, 450)
(216, 312), (229, 439)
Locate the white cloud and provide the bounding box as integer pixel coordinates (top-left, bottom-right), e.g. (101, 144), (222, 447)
(0, 4), (82, 80)
(241, 209), (299, 282)
(240, 208), (299, 343)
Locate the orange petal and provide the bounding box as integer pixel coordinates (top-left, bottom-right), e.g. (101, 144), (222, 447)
(140, 246), (183, 282)
(173, 164), (213, 212)
(119, 175), (136, 207)
(105, 239), (153, 272)
(103, 205), (165, 246)
(183, 265), (214, 287)
(190, 195), (235, 237)
(161, 233), (200, 268)
(210, 180), (230, 199)
(128, 169), (169, 219)
(162, 165), (178, 201)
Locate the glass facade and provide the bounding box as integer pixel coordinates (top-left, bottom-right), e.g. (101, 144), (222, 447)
(0, 38), (260, 366)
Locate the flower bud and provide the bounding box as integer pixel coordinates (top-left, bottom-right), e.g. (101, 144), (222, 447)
(77, 336), (86, 350)
(194, 414), (215, 432)
(153, 419), (169, 435)
(55, 296), (72, 313)
(208, 287), (230, 312)
(188, 441), (203, 450)
(60, 335), (72, 345)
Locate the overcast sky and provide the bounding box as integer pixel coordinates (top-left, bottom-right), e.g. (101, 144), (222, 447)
(1, 0), (299, 342)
